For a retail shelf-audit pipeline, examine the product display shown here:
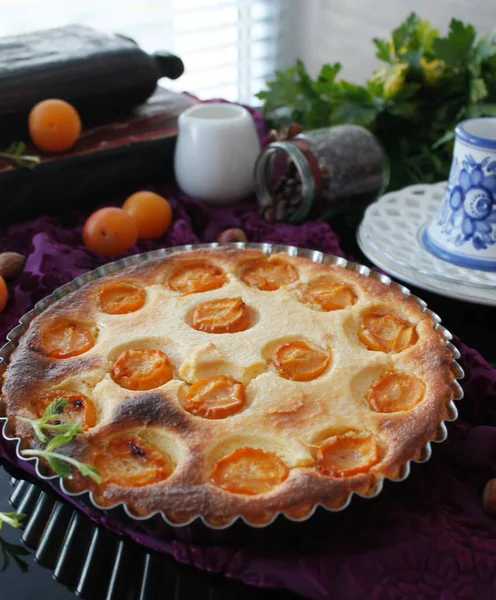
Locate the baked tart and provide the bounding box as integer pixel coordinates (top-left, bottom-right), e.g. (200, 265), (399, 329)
(1, 246), (461, 526)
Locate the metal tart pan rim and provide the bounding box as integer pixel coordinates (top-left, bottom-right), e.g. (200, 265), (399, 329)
(0, 242), (464, 530)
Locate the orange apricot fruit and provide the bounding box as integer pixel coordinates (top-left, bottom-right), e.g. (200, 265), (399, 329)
(28, 99), (81, 152)
(35, 390), (96, 430)
(123, 191), (172, 239)
(0, 276), (7, 313)
(167, 260), (226, 294)
(241, 258), (298, 291)
(83, 207), (137, 257)
(111, 349), (173, 391)
(210, 447), (289, 495)
(183, 375), (246, 419)
(97, 282), (145, 315)
(301, 280), (356, 311)
(90, 436), (172, 487)
(366, 372), (425, 413)
(189, 297), (250, 334)
(316, 432), (380, 477)
(358, 313), (418, 353)
(42, 319), (95, 359)
(272, 340), (330, 381)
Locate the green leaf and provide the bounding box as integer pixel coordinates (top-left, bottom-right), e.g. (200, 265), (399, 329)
(378, 64), (409, 98)
(0, 140), (40, 169)
(76, 463), (101, 481)
(387, 101), (418, 120)
(295, 59), (315, 95)
(256, 65), (302, 112)
(43, 397), (68, 420)
(0, 538), (30, 573)
(313, 62), (342, 93)
(391, 13), (422, 55)
(466, 103), (496, 117)
(470, 78), (488, 103)
(16, 155), (41, 169)
(473, 28), (496, 62)
(415, 20), (440, 53)
(482, 54), (496, 98)
(0, 512), (25, 530)
(6, 141), (25, 155)
(433, 19), (476, 65)
(330, 81), (379, 127)
(373, 37), (393, 63)
(256, 60), (331, 128)
(432, 129), (455, 149)
(45, 423), (81, 452)
(32, 421), (48, 444)
(46, 455), (72, 478)
(303, 103), (332, 129)
(21, 449), (102, 484)
(16, 417), (48, 444)
(401, 48), (423, 69)
(16, 397), (73, 444)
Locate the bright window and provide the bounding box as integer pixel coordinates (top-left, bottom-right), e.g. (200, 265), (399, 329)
(1, 0), (492, 103)
(0, 0), (285, 103)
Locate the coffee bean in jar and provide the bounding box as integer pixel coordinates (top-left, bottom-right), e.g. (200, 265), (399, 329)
(254, 125), (389, 223)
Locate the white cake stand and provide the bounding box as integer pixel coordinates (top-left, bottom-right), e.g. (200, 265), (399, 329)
(357, 182), (496, 306)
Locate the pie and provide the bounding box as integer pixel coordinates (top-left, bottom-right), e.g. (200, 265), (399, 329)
(1, 247), (458, 526)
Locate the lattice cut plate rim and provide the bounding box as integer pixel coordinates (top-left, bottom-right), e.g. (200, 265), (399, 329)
(0, 243), (464, 530)
(357, 182), (496, 306)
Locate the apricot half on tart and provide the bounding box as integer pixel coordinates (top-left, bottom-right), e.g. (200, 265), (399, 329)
(367, 372), (425, 413)
(41, 319), (95, 358)
(167, 260), (227, 294)
(111, 349), (173, 391)
(97, 282), (145, 315)
(358, 313), (418, 353)
(300, 279), (357, 311)
(35, 390), (97, 430)
(272, 340), (331, 381)
(90, 436), (172, 487)
(210, 447), (289, 495)
(189, 297), (250, 334)
(316, 431), (380, 477)
(241, 258), (298, 291)
(183, 375), (246, 419)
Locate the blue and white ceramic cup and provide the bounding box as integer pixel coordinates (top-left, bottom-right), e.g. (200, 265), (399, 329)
(423, 118), (496, 270)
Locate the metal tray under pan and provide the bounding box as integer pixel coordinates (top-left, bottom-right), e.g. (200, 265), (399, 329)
(5, 472), (292, 599)
(0, 243), (464, 543)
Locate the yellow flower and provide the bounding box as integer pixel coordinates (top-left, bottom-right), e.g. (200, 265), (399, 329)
(381, 64), (408, 98)
(420, 57), (442, 85)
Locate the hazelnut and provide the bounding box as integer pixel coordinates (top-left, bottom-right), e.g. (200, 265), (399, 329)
(483, 478), (496, 517)
(0, 252), (25, 281)
(216, 228), (247, 244)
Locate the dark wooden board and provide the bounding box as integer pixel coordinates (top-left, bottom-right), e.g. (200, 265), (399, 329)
(0, 89), (196, 223)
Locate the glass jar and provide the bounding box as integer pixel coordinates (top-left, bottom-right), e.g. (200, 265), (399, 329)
(254, 124), (389, 223)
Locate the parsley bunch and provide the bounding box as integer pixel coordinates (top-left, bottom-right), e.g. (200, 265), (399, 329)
(257, 14), (496, 191)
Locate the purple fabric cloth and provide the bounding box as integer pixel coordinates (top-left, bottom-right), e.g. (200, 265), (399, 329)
(1, 110), (496, 599)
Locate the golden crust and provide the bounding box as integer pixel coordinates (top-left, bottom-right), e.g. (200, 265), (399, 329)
(2, 247), (457, 525)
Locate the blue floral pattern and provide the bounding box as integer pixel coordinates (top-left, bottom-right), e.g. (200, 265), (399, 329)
(436, 154), (496, 250)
